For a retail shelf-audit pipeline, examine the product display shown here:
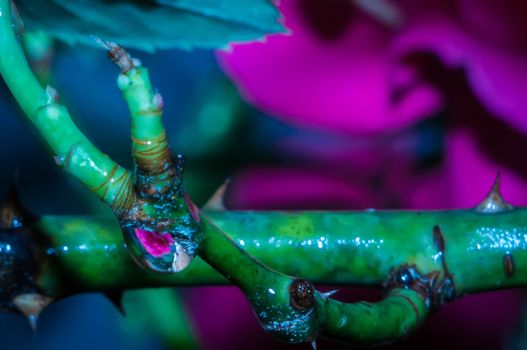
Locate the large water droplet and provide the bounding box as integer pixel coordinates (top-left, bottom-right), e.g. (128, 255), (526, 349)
(121, 225), (194, 273)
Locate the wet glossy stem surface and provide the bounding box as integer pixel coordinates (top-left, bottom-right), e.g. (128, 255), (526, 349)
(0, 0), (133, 210)
(37, 208), (527, 295)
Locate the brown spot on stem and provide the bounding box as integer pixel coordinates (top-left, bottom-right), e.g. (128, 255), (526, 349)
(431, 225), (456, 305)
(384, 262), (456, 311)
(289, 279), (315, 312)
(106, 43), (134, 73)
(432, 225), (445, 254)
(503, 253), (515, 278)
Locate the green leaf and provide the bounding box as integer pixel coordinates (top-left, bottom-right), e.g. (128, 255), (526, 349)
(120, 289), (199, 349)
(15, 0), (284, 52)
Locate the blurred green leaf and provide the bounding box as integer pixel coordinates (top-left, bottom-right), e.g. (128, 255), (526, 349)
(15, 0), (284, 52)
(121, 288), (199, 349)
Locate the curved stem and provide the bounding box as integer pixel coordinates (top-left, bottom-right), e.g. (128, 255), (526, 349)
(317, 288), (428, 345)
(0, 0), (134, 212)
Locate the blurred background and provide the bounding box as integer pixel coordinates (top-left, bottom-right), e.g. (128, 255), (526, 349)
(1, 0), (527, 348)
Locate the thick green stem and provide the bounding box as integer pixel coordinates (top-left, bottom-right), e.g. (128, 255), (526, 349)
(34, 208), (527, 295)
(17, 206), (524, 344)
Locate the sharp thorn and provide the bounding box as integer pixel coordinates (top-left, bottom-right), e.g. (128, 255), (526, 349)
(203, 178), (230, 211)
(9, 0), (25, 37)
(475, 172), (514, 214)
(104, 291), (125, 316)
(320, 289), (338, 300)
(27, 314), (39, 335)
(311, 339), (318, 350)
(1, 181), (34, 229)
(12, 293), (53, 333)
(90, 36), (113, 51)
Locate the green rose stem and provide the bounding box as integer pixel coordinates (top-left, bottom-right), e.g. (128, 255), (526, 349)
(0, 0), (509, 345)
(33, 198), (525, 295)
(0, 2), (134, 213)
(2, 180), (522, 345)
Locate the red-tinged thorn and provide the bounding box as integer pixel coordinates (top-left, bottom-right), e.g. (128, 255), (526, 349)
(104, 291), (125, 316)
(184, 194), (201, 223)
(475, 172), (514, 214)
(12, 293), (54, 334)
(203, 178), (230, 211)
(0, 183), (34, 229)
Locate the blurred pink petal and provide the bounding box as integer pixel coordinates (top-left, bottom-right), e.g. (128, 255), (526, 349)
(395, 3), (527, 134)
(457, 0), (527, 50)
(218, 0), (442, 135)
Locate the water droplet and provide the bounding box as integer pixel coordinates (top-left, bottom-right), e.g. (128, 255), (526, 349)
(121, 225), (194, 273)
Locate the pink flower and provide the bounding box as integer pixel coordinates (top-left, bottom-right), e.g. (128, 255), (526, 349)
(394, 0), (527, 134)
(219, 0), (527, 136)
(218, 0), (442, 135)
